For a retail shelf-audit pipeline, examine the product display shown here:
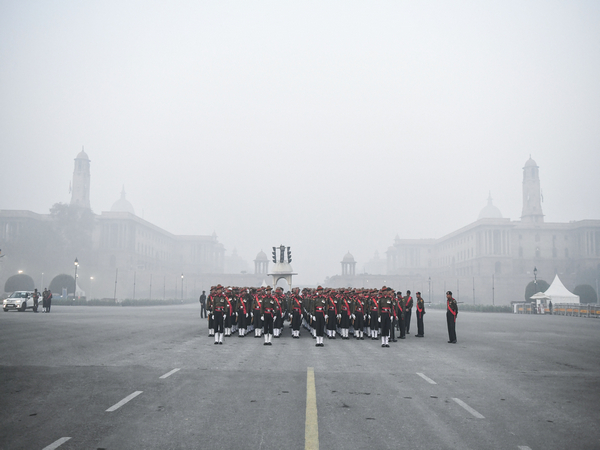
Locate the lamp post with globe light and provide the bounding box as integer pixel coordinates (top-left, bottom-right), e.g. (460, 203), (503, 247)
(74, 258), (79, 300)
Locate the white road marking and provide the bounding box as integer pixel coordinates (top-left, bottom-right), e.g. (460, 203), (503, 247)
(106, 391), (143, 412)
(452, 398), (485, 419)
(159, 368), (181, 379)
(416, 372), (437, 384)
(518, 447), (532, 450)
(42, 437), (71, 450)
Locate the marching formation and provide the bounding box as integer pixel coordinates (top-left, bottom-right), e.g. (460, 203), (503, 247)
(204, 285), (459, 347)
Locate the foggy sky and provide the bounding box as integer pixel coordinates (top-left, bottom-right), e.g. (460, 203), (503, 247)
(1, 1), (600, 285)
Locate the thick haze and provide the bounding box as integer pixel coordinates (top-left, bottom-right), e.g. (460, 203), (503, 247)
(1, 1), (599, 285)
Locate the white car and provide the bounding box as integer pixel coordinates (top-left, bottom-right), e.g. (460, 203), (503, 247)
(3, 291), (36, 312)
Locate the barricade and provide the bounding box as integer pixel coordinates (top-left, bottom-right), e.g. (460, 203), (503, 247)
(513, 303), (600, 318)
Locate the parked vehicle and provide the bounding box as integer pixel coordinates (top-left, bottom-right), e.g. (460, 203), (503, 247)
(3, 291), (36, 312)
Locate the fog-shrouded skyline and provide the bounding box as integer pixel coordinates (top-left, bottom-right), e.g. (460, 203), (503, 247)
(2, 1), (599, 285)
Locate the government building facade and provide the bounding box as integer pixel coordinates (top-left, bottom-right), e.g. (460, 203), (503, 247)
(0, 150), (264, 299)
(326, 158), (600, 304)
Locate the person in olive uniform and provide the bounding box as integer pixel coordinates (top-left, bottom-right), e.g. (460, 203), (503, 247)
(339, 289), (352, 339)
(351, 291), (366, 340)
(211, 286), (227, 344)
(252, 288), (263, 338)
(404, 290), (413, 335)
(199, 291), (207, 318)
(446, 291), (458, 343)
(289, 287), (303, 338)
(261, 286), (276, 345)
(415, 291), (425, 337)
(312, 286), (328, 347)
(378, 287), (394, 347)
(396, 291), (406, 339)
(236, 288), (251, 337)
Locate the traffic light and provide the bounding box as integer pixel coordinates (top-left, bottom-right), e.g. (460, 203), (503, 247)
(287, 247), (292, 263)
(272, 247), (277, 263)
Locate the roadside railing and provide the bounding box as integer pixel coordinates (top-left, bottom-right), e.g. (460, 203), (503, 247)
(513, 303), (600, 318)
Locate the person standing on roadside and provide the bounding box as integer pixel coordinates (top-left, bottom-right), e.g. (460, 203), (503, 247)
(32, 289), (40, 313)
(199, 291), (207, 318)
(446, 291), (458, 343)
(415, 291), (425, 337)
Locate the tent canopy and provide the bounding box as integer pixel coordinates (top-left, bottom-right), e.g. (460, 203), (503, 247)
(530, 291), (549, 300)
(543, 274), (580, 304)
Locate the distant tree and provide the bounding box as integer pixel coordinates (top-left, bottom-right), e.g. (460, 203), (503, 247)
(4, 274), (35, 293)
(573, 285), (598, 304)
(49, 274), (75, 296)
(524, 280), (550, 302)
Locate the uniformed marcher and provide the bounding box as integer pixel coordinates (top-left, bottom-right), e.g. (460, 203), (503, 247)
(326, 289), (337, 339)
(369, 291), (379, 340)
(261, 286), (276, 345)
(252, 289), (263, 338)
(207, 288), (215, 336)
(351, 291), (366, 340)
(415, 291), (425, 337)
(236, 288), (250, 337)
(446, 291), (458, 343)
(339, 289), (352, 339)
(397, 291), (406, 339)
(273, 287), (285, 338)
(378, 287), (394, 347)
(312, 286), (328, 347)
(404, 290), (413, 335)
(211, 286), (227, 344)
(289, 287), (303, 338)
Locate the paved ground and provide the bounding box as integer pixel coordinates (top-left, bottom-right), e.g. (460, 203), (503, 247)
(0, 304), (599, 450)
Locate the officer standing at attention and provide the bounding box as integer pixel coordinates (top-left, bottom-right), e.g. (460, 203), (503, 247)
(404, 290), (413, 335)
(396, 291), (406, 339)
(415, 291), (425, 337)
(199, 290), (207, 318)
(446, 291), (458, 343)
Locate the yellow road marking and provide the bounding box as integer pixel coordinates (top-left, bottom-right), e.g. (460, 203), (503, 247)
(305, 367), (319, 450)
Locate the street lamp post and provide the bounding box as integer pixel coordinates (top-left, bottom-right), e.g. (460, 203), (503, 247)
(74, 258), (79, 300)
(533, 266), (538, 287)
(181, 274), (184, 302)
(492, 273), (495, 306)
(90, 276), (94, 301)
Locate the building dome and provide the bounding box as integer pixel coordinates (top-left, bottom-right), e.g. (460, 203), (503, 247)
(524, 156), (538, 168)
(478, 192), (502, 220)
(342, 251), (355, 263)
(255, 250), (268, 261)
(111, 186), (135, 214)
(76, 147), (90, 161)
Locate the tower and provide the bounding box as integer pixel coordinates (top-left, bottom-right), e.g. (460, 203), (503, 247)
(70, 147), (91, 209)
(521, 156), (544, 223)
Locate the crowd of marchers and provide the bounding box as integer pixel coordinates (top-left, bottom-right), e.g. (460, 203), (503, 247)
(200, 284), (459, 347)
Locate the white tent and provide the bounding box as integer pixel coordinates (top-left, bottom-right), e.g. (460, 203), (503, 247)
(543, 274), (580, 304)
(530, 291), (549, 300)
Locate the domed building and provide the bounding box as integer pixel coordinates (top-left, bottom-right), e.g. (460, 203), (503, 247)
(330, 156), (600, 304)
(478, 192), (502, 220)
(341, 251), (356, 276)
(254, 250), (269, 274)
(110, 186), (135, 215)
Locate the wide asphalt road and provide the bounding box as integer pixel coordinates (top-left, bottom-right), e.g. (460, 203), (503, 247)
(0, 304), (599, 450)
